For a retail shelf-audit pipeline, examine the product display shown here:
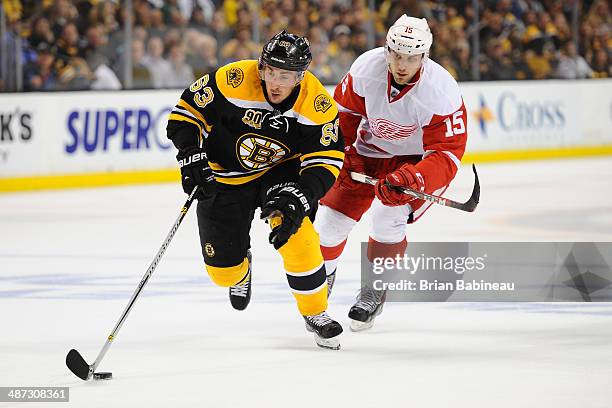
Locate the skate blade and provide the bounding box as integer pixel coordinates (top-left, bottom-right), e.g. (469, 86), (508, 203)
(350, 319), (375, 332)
(313, 333), (341, 350)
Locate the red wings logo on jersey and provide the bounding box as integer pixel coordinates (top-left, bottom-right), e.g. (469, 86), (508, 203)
(369, 118), (418, 141)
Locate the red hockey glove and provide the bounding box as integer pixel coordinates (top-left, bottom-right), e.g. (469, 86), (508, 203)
(338, 145), (366, 190)
(374, 164), (425, 206)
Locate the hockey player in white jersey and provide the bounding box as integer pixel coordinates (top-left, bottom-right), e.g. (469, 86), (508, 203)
(315, 15), (468, 331)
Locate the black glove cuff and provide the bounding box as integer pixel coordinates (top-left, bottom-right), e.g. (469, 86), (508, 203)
(177, 148), (208, 168)
(266, 182), (313, 216)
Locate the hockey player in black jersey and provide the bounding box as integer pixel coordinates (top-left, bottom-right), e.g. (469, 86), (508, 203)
(167, 31), (345, 349)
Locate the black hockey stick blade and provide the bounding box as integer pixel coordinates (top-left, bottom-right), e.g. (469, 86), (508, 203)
(461, 164), (480, 212)
(66, 349), (92, 380)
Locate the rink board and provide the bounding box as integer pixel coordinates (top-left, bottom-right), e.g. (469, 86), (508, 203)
(0, 79), (611, 191)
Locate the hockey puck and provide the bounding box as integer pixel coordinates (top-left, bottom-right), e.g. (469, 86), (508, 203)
(93, 372), (112, 380)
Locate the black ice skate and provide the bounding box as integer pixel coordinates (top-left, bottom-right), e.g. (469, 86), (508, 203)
(304, 311), (343, 350)
(348, 286), (387, 332)
(326, 269), (336, 298)
(229, 251), (252, 310)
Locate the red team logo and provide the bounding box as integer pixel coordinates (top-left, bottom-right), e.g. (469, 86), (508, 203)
(369, 118), (418, 141)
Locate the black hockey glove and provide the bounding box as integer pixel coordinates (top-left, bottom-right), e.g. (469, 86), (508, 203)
(260, 182), (313, 249)
(176, 148), (215, 199)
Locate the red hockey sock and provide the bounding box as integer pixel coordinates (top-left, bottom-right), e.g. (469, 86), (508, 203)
(321, 239), (347, 261)
(366, 237), (408, 262)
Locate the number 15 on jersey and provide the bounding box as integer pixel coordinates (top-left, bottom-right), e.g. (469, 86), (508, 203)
(443, 110), (465, 137)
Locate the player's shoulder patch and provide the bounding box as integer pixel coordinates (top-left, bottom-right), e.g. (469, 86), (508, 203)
(225, 66), (244, 88)
(314, 93), (333, 113)
(293, 72), (338, 125)
(215, 60), (266, 103)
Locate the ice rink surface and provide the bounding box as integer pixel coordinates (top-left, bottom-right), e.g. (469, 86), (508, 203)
(1, 157), (612, 407)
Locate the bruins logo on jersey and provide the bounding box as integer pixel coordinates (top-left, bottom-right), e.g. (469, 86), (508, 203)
(236, 134), (289, 170)
(226, 67), (244, 88)
(314, 94), (332, 113)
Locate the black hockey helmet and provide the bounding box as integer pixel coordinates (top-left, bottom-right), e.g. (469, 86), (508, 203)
(259, 30), (312, 72)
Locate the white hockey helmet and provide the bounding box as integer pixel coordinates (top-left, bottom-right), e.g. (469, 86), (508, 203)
(386, 15), (433, 56)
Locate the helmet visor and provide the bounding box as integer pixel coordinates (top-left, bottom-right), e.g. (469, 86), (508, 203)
(261, 63), (301, 87)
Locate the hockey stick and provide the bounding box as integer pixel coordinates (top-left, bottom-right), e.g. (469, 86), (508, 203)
(350, 164), (480, 212)
(66, 186), (199, 381)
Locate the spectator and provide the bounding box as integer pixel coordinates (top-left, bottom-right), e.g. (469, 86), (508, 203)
(351, 28), (370, 56)
(524, 41), (555, 80)
(209, 10), (232, 51)
(90, 60), (122, 90)
(431, 24), (453, 59)
(446, 6), (466, 31)
(166, 45), (195, 88)
(177, 0), (215, 24)
(482, 38), (517, 80)
(235, 7), (255, 31)
(47, 0), (79, 38)
(134, 0), (153, 29)
(220, 26), (259, 64)
(555, 42), (594, 79)
(307, 26), (329, 56)
(56, 22), (86, 61)
(28, 17), (55, 49)
(591, 49), (610, 78)
(2, 0), (610, 92)
(189, 6), (211, 34)
(23, 43), (59, 91)
(114, 39), (154, 89)
(326, 24), (356, 83)
(288, 12), (309, 37)
(163, 28), (183, 52)
(186, 34), (219, 78)
(148, 8), (167, 39)
(143, 36), (174, 88)
(84, 24), (113, 71)
(310, 49), (335, 85)
(56, 57), (94, 91)
(452, 40), (473, 82)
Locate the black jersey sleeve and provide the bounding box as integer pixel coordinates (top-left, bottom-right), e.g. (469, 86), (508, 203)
(166, 73), (220, 153)
(297, 117), (345, 202)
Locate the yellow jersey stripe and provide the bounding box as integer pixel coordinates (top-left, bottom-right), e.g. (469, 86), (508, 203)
(209, 162), (225, 171)
(214, 169), (271, 185)
(177, 99), (213, 132)
(168, 113), (203, 136)
(300, 150), (345, 161)
(300, 163), (341, 179)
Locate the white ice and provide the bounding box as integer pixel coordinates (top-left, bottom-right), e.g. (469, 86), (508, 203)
(1, 157), (612, 407)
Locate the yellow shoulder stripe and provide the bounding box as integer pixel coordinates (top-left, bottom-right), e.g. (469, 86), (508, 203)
(215, 60), (266, 103)
(293, 71), (338, 125)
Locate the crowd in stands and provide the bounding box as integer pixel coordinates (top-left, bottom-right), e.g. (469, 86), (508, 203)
(0, 0), (609, 92)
